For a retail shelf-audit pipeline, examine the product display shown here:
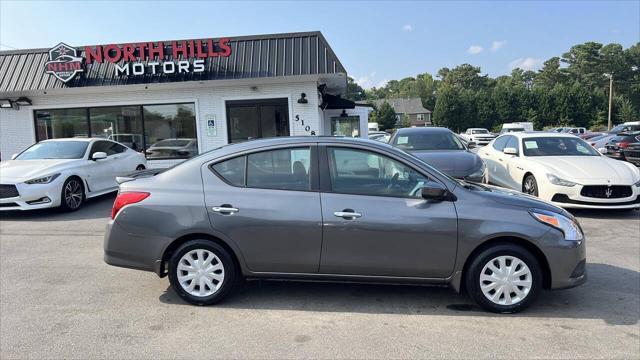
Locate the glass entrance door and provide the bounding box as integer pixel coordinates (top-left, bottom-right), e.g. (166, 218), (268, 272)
(226, 98), (290, 143)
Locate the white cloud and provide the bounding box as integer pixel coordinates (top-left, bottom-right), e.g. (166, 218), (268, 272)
(403, 24), (413, 32)
(354, 72), (389, 89)
(467, 45), (483, 54)
(508, 57), (542, 71)
(490, 40), (506, 52)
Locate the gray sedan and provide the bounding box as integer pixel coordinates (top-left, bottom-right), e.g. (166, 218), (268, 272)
(389, 127), (486, 182)
(104, 137), (586, 313)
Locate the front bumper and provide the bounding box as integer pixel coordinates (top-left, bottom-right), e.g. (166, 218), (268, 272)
(540, 228), (587, 290)
(0, 180), (64, 211)
(538, 181), (640, 210)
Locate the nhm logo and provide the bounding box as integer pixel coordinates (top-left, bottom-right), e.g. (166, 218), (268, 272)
(44, 42), (84, 83)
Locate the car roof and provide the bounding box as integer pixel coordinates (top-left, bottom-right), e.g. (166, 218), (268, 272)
(498, 132), (584, 139)
(394, 127), (452, 134)
(40, 137), (99, 142)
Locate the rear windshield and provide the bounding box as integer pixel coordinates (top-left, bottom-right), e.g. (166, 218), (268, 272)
(471, 129), (489, 134)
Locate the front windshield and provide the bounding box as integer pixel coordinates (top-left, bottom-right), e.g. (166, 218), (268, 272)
(16, 141), (89, 160)
(393, 132), (466, 151)
(471, 129), (489, 134)
(522, 137), (599, 157)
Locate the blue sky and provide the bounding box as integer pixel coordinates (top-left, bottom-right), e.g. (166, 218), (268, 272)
(1, 1), (638, 88)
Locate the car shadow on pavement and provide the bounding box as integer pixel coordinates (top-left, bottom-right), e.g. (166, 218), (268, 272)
(568, 208), (640, 220)
(159, 262), (638, 325)
(0, 193), (115, 222)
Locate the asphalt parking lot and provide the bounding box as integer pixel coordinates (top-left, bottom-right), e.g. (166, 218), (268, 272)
(1, 194), (639, 359)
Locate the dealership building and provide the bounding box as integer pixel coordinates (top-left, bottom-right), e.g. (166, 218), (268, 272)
(0, 31), (369, 165)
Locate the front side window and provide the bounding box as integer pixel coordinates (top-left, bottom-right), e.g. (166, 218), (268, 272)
(505, 136), (519, 154)
(246, 148), (311, 191)
(327, 147), (428, 198)
(492, 136), (509, 151)
(522, 137), (599, 157)
(17, 141), (88, 160)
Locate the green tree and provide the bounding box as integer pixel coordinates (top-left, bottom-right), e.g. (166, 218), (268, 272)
(375, 102), (397, 131)
(618, 97), (638, 123)
(345, 77), (366, 101)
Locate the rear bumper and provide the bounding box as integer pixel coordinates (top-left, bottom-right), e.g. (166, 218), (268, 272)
(103, 220), (170, 275)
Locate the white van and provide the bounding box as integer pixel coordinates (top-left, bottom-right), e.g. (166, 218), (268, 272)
(368, 122), (379, 132)
(501, 122), (534, 134)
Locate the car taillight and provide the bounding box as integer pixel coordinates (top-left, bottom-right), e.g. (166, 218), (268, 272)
(619, 142), (630, 149)
(111, 191), (150, 219)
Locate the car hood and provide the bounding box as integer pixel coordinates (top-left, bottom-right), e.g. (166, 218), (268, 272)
(0, 159), (79, 183)
(409, 150), (482, 177)
(470, 183), (566, 215)
(527, 156), (639, 182)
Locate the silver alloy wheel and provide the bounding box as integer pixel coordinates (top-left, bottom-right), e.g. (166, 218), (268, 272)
(523, 177), (537, 195)
(64, 180), (83, 209)
(479, 255), (532, 306)
(177, 249), (225, 297)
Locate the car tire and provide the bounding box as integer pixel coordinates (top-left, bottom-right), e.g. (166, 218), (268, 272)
(168, 240), (237, 306)
(136, 164), (146, 170)
(523, 174), (539, 197)
(465, 244), (542, 313)
(59, 177), (84, 212)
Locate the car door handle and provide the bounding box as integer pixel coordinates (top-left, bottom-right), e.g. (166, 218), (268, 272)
(211, 206), (239, 214)
(498, 158), (503, 162)
(334, 210), (362, 219)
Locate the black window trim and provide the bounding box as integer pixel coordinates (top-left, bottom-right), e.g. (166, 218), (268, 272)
(33, 102), (197, 160)
(208, 144), (319, 193)
(319, 144), (444, 200)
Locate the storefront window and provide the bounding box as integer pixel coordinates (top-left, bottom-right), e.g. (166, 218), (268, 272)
(226, 98), (289, 143)
(35, 108), (88, 141)
(331, 116), (360, 137)
(90, 106), (143, 151)
(143, 104), (198, 159)
(33, 103), (197, 160)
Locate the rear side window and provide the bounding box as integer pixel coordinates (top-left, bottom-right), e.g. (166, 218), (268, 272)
(246, 148), (311, 191)
(492, 136), (509, 151)
(212, 156), (246, 187)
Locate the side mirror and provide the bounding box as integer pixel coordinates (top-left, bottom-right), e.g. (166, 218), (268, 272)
(420, 182), (454, 201)
(503, 147), (518, 155)
(10, 153), (17, 160)
(92, 151), (107, 161)
(598, 147), (607, 154)
(467, 141), (477, 149)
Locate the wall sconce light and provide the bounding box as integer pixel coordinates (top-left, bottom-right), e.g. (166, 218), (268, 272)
(0, 99), (13, 109)
(297, 93), (308, 104)
(340, 109), (348, 117)
(250, 86), (258, 91)
(15, 97), (32, 106)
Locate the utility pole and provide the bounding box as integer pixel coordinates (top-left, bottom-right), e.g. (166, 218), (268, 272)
(607, 74), (613, 131)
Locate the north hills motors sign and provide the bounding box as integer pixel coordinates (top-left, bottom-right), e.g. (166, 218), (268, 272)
(44, 38), (232, 82)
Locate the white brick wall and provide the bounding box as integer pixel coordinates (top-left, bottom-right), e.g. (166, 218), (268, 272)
(0, 80), (321, 161)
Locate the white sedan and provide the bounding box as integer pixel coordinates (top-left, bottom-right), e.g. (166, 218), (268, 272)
(0, 138), (146, 211)
(479, 132), (640, 209)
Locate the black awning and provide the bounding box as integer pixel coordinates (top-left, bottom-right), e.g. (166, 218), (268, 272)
(321, 93), (355, 110)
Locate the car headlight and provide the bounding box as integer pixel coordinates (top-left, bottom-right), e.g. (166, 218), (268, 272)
(635, 179), (640, 188)
(546, 173), (577, 187)
(24, 173), (60, 184)
(529, 209), (583, 241)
